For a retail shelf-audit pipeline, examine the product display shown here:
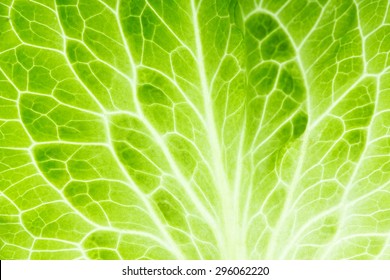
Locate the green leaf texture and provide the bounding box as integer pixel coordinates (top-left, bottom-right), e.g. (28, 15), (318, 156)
(0, 0), (389, 259)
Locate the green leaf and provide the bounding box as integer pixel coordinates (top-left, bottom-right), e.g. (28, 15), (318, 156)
(0, 0), (389, 260)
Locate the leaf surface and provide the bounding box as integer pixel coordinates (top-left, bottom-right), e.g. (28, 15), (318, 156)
(0, 0), (389, 259)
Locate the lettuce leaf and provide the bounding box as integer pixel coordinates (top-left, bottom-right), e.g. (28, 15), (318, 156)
(0, 0), (389, 259)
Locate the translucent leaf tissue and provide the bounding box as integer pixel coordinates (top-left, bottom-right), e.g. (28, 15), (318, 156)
(0, 0), (389, 260)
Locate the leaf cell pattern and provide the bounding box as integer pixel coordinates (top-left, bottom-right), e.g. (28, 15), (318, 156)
(0, 0), (389, 259)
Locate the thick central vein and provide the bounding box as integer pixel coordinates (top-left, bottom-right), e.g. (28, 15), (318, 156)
(190, 0), (238, 259)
